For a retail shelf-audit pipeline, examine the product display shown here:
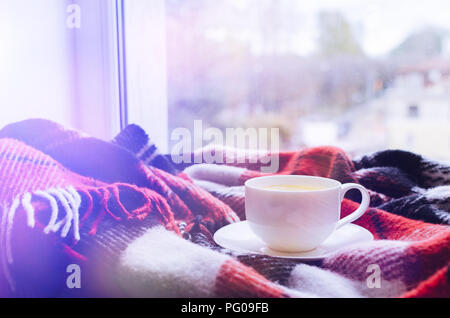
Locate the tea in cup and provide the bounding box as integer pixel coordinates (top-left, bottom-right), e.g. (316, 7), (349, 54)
(244, 175), (370, 252)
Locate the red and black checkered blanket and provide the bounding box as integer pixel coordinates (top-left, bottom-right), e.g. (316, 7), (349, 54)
(0, 119), (448, 297)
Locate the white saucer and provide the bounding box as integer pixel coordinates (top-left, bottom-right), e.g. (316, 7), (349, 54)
(213, 221), (373, 260)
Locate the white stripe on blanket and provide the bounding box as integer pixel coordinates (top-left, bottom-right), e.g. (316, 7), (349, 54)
(116, 226), (229, 297)
(184, 164), (246, 187)
(288, 263), (407, 298)
(115, 226), (318, 297)
(114, 227), (413, 298)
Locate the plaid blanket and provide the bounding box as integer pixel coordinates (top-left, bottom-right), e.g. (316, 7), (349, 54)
(0, 119), (448, 297)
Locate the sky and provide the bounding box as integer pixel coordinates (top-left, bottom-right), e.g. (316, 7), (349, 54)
(226, 0), (450, 57)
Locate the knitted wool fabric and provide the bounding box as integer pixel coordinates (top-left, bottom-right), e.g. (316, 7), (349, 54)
(0, 138), (178, 296)
(0, 119), (449, 297)
(183, 145), (450, 224)
(0, 119), (238, 296)
(182, 152), (450, 297)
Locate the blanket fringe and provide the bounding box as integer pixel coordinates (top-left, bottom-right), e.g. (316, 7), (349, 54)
(0, 183), (178, 292)
(2, 183), (176, 261)
(0, 186), (82, 291)
(0, 204), (16, 291)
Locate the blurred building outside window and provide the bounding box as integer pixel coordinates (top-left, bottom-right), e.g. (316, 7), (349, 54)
(164, 0), (450, 161)
(2, 0), (450, 162)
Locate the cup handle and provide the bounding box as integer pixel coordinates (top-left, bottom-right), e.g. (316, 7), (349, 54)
(336, 183), (370, 230)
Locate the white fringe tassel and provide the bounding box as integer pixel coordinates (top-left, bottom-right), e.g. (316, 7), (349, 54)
(22, 192), (35, 228)
(6, 198), (20, 264)
(0, 204), (15, 291)
(1, 186), (83, 291)
(35, 190), (58, 234)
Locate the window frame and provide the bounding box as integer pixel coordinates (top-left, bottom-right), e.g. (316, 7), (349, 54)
(71, 0), (123, 139)
(118, 0), (169, 152)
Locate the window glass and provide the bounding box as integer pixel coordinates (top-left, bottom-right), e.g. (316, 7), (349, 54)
(0, 0), (120, 139)
(165, 0), (450, 160)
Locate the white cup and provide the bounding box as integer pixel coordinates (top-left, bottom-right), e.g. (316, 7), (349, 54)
(245, 175), (370, 253)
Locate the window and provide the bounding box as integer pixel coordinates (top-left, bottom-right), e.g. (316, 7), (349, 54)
(3, 1), (450, 161)
(0, 0), (121, 140)
(0, 0), (77, 132)
(125, 0), (449, 161)
(121, 0), (169, 152)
